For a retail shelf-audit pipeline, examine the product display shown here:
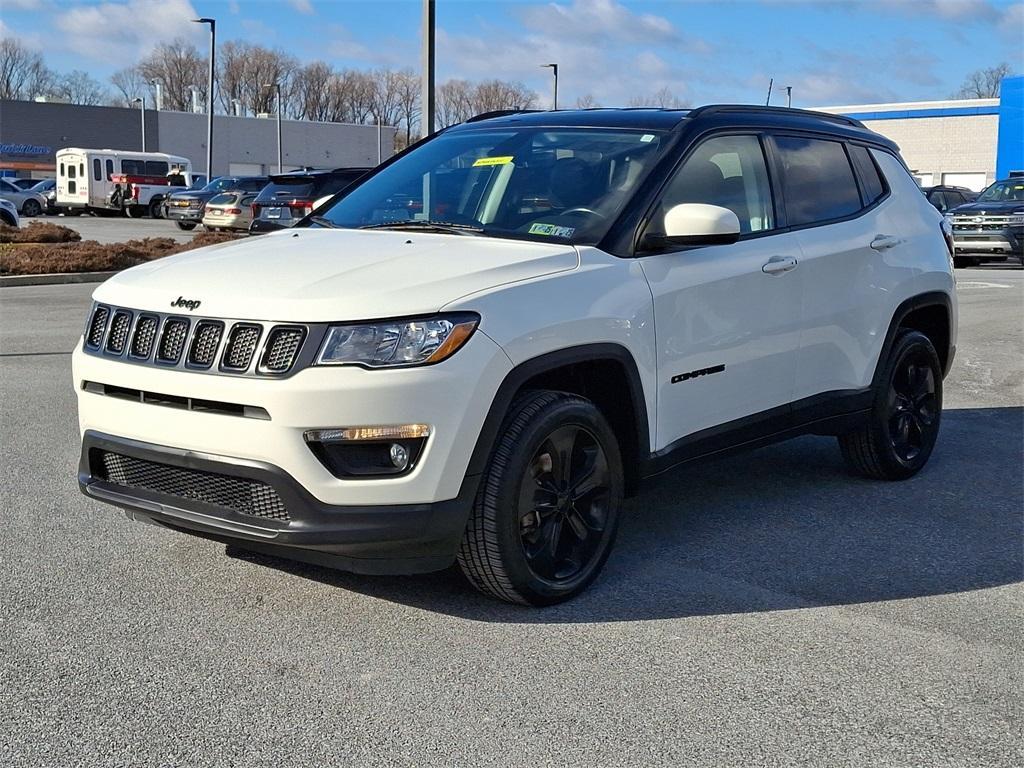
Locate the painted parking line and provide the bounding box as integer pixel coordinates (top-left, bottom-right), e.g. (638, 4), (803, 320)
(957, 281), (1013, 289)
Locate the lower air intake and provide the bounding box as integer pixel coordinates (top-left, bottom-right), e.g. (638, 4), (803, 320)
(96, 451), (290, 521)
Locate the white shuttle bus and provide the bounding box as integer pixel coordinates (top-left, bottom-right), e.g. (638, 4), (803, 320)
(56, 149), (193, 215)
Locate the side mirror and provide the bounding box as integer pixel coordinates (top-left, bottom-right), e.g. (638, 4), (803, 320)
(644, 203), (741, 250)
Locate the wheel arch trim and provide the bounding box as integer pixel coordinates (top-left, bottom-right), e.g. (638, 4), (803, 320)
(873, 291), (955, 385)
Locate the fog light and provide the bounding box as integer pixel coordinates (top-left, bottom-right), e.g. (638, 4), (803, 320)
(389, 443), (409, 470)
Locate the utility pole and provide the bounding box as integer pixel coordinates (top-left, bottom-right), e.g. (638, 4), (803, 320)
(541, 64), (559, 109)
(264, 83), (283, 173)
(765, 78), (773, 106)
(133, 97), (146, 151)
(192, 17), (216, 179)
(150, 80), (162, 111)
(421, 0), (435, 136)
(785, 86), (793, 108)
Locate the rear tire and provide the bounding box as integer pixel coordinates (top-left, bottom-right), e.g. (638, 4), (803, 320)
(175, 221), (197, 231)
(458, 390), (624, 605)
(839, 330), (942, 480)
(125, 205), (145, 218)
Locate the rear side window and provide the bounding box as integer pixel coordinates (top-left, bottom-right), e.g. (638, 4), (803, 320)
(145, 161), (169, 175)
(105, 159), (114, 180)
(774, 136), (861, 226)
(122, 159), (142, 175)
(848, 144), (886, 204)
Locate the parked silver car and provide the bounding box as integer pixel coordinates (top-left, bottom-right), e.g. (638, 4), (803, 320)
(0, 178), (46, 217)
(0, 197), (20, 227)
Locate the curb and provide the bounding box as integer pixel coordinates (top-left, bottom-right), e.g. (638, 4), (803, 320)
(0, 270), (118, 288)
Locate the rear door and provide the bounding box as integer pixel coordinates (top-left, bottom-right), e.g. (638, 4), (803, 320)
(770, 135), (917, 402)
(639, 133), (805, 447)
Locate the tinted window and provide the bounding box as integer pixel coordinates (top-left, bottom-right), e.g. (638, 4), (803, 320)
(208, 193), (239, 205)
(105, 159), (114, 180)
(68, 165), (76, 180)
(775, 136), (861, 226)
(79, 163), (84, 178)
(93, 158), (101, 181)
(848, 144), (885, 204)
(240, 178), (268, 191)
(145, 161), (169, 175)
(0, 180), (14, 192)
(59, 162), (65, 176)
(121, 159), (142, 175)
(654, 134), (775, 234)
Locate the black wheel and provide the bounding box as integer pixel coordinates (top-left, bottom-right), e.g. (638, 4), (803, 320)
(458, 390), (624, 605)
(125, 205), (145, 218)
(0, 212), (15, 227)
(149, 199), (164, 219)
(953, 256), (969, 268)
(839, 330), (942, 480)
(175, 221), (197, 231)
(21, 199), (41, 217)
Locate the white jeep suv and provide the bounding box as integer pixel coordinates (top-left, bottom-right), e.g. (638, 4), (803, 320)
(73, 106), (957, 605)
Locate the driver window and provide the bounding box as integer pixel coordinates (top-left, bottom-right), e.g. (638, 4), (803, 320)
(653, 135), (774, 235)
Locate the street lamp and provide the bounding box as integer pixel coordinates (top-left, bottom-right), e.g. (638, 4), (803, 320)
(149, 79), (162, 111)
(132, 97), (146, 151)
(541, 63), (558, 110)
(191, 17), (216, 178)
(263, 83), (283, 174)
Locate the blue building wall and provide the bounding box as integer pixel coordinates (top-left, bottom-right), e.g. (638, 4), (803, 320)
(996, 76), (1023, 179)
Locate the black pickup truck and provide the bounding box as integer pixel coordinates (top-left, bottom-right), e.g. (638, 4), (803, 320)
(947, 179), (1024, 267)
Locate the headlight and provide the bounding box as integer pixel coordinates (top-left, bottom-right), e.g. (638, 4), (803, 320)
(315, 313), (479, 367)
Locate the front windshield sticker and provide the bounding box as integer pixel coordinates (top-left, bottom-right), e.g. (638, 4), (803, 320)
(472, 155), (514, 167)
(528, 223), (576, 237)
(640, 134), (656, 142)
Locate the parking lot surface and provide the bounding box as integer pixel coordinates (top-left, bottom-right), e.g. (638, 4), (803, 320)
(43, 214), (201, 244)
(1, 269), (1021, 767)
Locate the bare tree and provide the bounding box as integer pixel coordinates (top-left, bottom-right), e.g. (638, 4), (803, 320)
(472, 79), (537, 114)
(110, 66), (149, 104)
(0, 37), (53, 100)
(952, 63), (1014, 99)
(627, 86), (688, 108)
(393, 68), (420, 144)
(437, 79), (474, 127)
(575, 94), (600, 109)
(138, 38), (207, 112)
(328, 69), (376, 124)
(292, 60), (334, 121)
(53, 70), (109, 106)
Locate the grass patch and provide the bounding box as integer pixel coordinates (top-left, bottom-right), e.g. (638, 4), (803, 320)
(0, 231), (240, 275)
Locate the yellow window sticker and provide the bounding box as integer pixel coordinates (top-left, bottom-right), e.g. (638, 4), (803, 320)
(472, 155), (514, 167)
(528, 223), (576, 237)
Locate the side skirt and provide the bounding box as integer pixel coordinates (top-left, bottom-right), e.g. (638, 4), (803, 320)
(641, 389), (872, 479)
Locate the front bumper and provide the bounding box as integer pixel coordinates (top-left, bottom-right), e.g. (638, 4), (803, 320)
(164, 206), (204, 222)
(953, 228), (1024, 256)
(79, 431), (477, 573)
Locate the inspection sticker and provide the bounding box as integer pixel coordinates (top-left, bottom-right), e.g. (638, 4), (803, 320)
(528, 223), (576, 237)
(472, 155), (514, 167)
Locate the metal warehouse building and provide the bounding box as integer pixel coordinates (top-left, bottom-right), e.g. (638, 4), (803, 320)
(0, 99), (396, 180)
(819, 75), (1023, 190)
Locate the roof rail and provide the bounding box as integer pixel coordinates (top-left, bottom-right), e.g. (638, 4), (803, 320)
(687, 104), (865, 128)
(465, 109), (541, 123)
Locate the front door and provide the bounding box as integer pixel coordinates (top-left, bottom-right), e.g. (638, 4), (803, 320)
(638, 133), (804, 449)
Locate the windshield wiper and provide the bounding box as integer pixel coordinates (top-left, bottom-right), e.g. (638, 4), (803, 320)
(306, 215), (340, 229)
(359, 220), (485, 235)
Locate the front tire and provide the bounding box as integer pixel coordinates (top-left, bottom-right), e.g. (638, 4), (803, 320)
(458, 391), (624, 605)
(125, 205), (145, 218)
(21, 199), (41, 217)
(149, 199), (164, 219)
(839, 330), (942, 480)
(175, 221), (197, 231)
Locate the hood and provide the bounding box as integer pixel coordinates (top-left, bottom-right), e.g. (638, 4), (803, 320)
(949, 200), (1024, 215)
(93, 228), (579, 321)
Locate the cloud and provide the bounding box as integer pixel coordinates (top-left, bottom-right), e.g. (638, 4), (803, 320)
(289, 0), (314, 14)
(228, 0), (241, 14)
(54, 0), (204, 61)
(4, 0), (43, 9)
(519, 0), (680, 45)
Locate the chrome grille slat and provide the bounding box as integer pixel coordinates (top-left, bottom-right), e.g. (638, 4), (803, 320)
(156, 318), (190, 364)
(260, 327), (306, 373)
(105, 310), (132, 355)
(130, 315), (159, 359)
(223, 324), (262, 370)
(87, 306), (109, 348)
(188, 321), (224, 368)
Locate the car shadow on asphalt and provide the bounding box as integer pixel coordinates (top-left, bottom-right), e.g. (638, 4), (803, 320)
(239, 406), (1023, 623)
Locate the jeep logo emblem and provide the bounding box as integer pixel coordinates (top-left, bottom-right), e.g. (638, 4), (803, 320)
(170, 296), (202, 311)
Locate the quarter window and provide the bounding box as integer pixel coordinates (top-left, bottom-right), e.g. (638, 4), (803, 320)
(774, 136), (862, 226)
(848, 144), (885, 205)
(653, 134), (775, 235)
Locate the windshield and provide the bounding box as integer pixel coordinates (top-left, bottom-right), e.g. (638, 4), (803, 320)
(312, 127), (668, 244)
(208, 193), (240, 205)
(203, 178), (238, 193)
(977, 181), (1024, 203)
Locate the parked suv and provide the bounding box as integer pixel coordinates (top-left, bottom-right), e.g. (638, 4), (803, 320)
(164, 176), (269, 230)
(249, 168), (369, 233)
(921, 185), (977, 213)
(73, 106), (956, 605)
(946, 179), (1024, 267)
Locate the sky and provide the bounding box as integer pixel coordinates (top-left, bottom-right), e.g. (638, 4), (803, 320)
(2, 0), (1022, 108)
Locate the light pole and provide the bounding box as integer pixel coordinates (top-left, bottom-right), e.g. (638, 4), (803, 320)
(192, 17), (216, 179)
(541, 63), (558, 110)
(785, 86), (793, 108)
(149, 79), (162, 111)
(231, 98), (242, 117)
(264, 83), (283, 173)
(133, 97), (146, 151)
(421, 0), (435, 136)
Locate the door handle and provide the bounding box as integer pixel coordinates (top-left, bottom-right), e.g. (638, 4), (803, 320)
(762, 255), (798, 275)
(870, 234), (902, 251)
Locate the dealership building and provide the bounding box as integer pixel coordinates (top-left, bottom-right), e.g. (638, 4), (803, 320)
(818, 75), (1023, 190)
(0, 99), (395, 180)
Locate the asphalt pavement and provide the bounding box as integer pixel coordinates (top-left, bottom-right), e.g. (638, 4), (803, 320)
(0, 269), (1021, 767)
(43, 213), (201, 244)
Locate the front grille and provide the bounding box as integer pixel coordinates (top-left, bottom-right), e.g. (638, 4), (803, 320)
(105, 311), (132, 354)
(82, 303), (312, 378)
(96, 450), (290, 521)
(188, 321), (224, 368)
(87, 306), (109, 348)
(130, 315), (159, 359)
(261, 327), (305, 372)
(157, 318), (189, 364)
(223, 324), (261, 370)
